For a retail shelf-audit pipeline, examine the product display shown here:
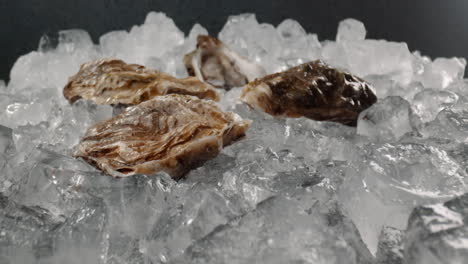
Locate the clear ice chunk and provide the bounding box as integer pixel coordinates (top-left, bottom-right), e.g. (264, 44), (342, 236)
(404, 193), (468, 263)
(171, 196), (371, 264)
(338, 142), (468, 254)
(412, 89), (459, 123)
(141, 184), (246, 262)
(57, 29), (94, 53)
(336, 18), (366, 42)
(357, 96), (413, 142)
(218, 14), (283, 73)
(0, 125), (14, 155)
(376, 226), (404, 264)
(419, 57), (466, 89)
(322, 39), (413, 85)
(419, 109), (468, 142)
(100, 12), (185, 66)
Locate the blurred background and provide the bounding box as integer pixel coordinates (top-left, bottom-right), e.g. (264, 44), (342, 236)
(1, 0), (468, 81)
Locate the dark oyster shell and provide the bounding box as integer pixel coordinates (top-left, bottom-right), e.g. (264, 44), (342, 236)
(75, 94), (251, 180)
(240, 60), (377, 126)
(64, 58), (220, 105)
(184, 35), (266, 90)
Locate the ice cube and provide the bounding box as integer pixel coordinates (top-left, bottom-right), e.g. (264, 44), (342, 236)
(100, 11), (185, 68)
(277, 19), (320, 61)
(357, 96), (414, 142)
(0, 193), (64, 263)
(44, 196), (108, 263)
(218, 14), (282, 73)
(338, 142), (468, 254)
(412, 89), (459, 123)
(171, 196), (369, 264)
(8, 47), (98, 92)
(99, 30), (128, 57)
(0, 125), (14, 155)
(420, 57), (466, 89)
(57, 29), (94, 53)
(404, 193), (468, 264)
(420, 109), (468, 142)
(141, 184), (246, 262)
(364, 75), (424, 100)
(336, 18), (366, 42)
(376, 227), (404, 264)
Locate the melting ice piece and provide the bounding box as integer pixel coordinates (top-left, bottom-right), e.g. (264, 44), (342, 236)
(0, 125), (14, 154)
(322, 39), (414, 85)
(338, 142), (468, 255)
(412, 89), (459, 124)
(63, 58), (220, 105)
(241, 60), (377, 126)
(184, 35), (266, 89)
(75, 94), (251, 180)
(419, 57), (466, 89)
(405, 193), (468, 263)
(376, 227), (404, 264)
(171, 196), (371, 264)
(0, 192), (65, 263)
(336, 18), (366, 42)
(141, 183), (246, 262)
(419, 109), (468, 142)
(357, 96), (413, 142)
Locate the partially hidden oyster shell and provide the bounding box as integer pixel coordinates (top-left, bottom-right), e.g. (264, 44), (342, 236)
(64, 58), (220, 105)
(75, 94), (251, 180)
(184, 35), (266, 90)
(240, 60), (377, 126)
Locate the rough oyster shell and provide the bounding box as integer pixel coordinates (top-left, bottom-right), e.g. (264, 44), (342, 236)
(184, 35), (266, 90)
(241, 60), (377, 126)
(64, 58), (220, 105)
(75, 94), (250, 180)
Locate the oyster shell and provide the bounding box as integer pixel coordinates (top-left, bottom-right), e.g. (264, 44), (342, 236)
(184, 35), (266, 90)
(75, 94), (251, 180)
(64, 58), (220, 105)
(241, 60), (377, 126)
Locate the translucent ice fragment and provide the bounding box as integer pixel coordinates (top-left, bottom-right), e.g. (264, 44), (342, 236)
(338, 142), (468, 254)
(57, 29), (94, 53)
(357, 96), (413, 142)
(420, 57), (466, 89)
(419, 109), (468, 142)
(412, 89), (459, 123)
(376, 227), (404, 264)
(405, 193), (468, 264)
(336, 18), (366, 42)
(171, 196), (369, 264)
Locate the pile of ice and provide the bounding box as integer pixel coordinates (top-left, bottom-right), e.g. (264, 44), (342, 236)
(1, 12), (468, 264)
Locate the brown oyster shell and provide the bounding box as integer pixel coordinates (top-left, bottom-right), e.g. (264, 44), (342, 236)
(75, 94), (251, 180)
(184, 35), (266, 90)
(64, 58), (220, 105)
(241, 60), (377, 126)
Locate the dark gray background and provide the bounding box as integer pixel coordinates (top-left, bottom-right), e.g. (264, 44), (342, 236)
(1, 0), (468, 81)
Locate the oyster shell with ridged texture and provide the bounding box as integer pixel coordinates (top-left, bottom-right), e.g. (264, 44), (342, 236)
(64, 58), (220, 105)
(75, 94), (251, 180)
(184, 35), (266, 90)
(241, 60), (377, 126)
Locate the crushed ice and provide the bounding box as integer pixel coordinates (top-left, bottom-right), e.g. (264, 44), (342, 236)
(1, 12), (468, 263)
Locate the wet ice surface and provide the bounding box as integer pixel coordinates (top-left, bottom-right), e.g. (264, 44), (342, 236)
(1, 12), (468, 264)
